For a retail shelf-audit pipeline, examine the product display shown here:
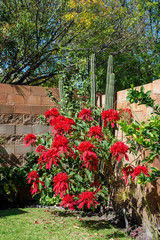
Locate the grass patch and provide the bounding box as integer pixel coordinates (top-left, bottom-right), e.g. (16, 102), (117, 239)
(0, 208), (132, 240)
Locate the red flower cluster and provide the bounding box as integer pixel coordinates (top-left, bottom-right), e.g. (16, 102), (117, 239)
(78, 141), (98, 171)
(37, 136), (72, 170)
(78, 141), (95, 152)
(36, 145), (47, 153)
(27, 171), (39, 184)
(45, 108), (59, 119)
(91, 180), (101, 194)
(91, 180), (100, 187)
(77, 191), (99, 209)
(88, 126), (104, 140)
(50, 115), (75, 135)
(101, 109), (120, 128)
(131, 165), (150, 181)
(30, 182), (39, 195)
(119, 108), (133, 118)
(110, 141), (129, 162)
(60, 194), (76, 210)
(24, 133), (36, 147)
(26, 171), (44, 195)
(78, 109), (93, 122)
(122, 165), (150, 184)
(52, 135), (70, 154)
(121, 166), (134, 185)
(119, 108), (133, 123)
(38, 148), (60, 170)
(53, 172), (69, 198)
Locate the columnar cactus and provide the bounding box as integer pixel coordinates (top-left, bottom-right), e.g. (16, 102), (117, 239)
(104, 55), (115, 110)
(59, 78), (65, 108)
(90, 53), (96, 107)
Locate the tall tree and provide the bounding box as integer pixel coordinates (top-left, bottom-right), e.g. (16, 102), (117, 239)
(0, 0), (147, 86)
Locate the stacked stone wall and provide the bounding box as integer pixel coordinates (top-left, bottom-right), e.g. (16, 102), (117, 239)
(0, 84), (59, 166)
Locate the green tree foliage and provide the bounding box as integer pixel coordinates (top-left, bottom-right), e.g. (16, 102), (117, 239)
(0, 0), (148, 87)
(0, 0), (76, 85)
(96, 0), (160, 91)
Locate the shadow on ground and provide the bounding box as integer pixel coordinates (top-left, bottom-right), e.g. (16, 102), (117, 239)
(0, 208), (28, 218)
(49, 210), (128, 238)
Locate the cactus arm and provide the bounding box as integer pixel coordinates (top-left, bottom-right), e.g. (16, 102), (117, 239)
(90, 53), (96, 107)
(105, 55), (114, 110)
(109, 73), (115, 109)
(59, 78), (65, 108)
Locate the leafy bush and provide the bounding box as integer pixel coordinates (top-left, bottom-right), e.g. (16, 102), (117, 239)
(0, 152), (38, 208)
(119, 85), (160, 185)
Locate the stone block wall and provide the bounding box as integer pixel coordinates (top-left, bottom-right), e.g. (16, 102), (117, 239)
(117, 79), (160, 121)
(0, 84), (59, 166)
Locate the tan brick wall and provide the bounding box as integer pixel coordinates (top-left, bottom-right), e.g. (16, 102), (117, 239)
(0, 84), (60, 166)
(0, 84), (59, 114)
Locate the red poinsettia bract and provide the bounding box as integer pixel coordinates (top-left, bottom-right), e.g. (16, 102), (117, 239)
(119, 108), (133, 124)
(82, 151), (98, 171)
(37, 136), (72, 170)
(78, 141), (98, 171)
(88, 126), (104, 140)
(30, 181), (44, 195)
(78, 109), (93, 122)
(91, 180), (100, 188)
(45, 108), (59, 119)
(52, 135), (70, 154)
(78, 141), (95, 152)
(24, 133), (36, 147)
(26, 171), (44, 195)
(26, 171), (39, 184)
(36, 145), (47, 153)
(38, 147), (60, 170)
(121, 166), (134, 185)
(131, 165), (150, 181)
(110, 141), (129, 162)
(101, 109), (120, 128)
(50, 115), (75, 135)
(60, 194), (77, 210)
(53, 172), (69, 198)
(91, 181), (101, 194)
(77, 191), (99, 209)
(119, 108), (133, 119)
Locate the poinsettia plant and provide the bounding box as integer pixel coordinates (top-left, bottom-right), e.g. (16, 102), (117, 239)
(24, 85), (158, 211)
(24, 101), (132, 210)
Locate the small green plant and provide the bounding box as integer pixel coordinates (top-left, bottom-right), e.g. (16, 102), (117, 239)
(0, 152), (38, 207)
